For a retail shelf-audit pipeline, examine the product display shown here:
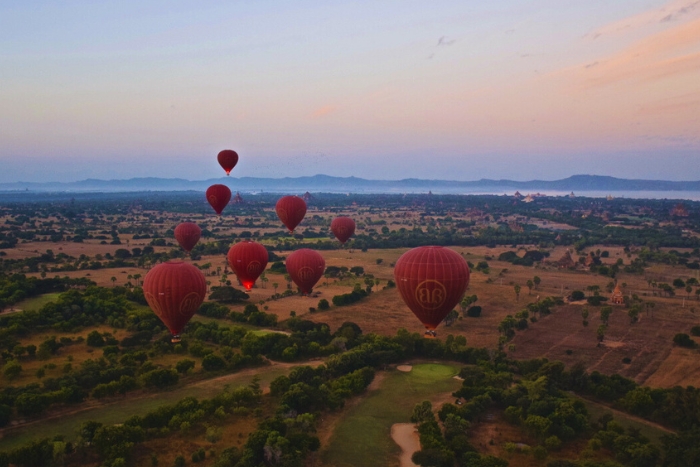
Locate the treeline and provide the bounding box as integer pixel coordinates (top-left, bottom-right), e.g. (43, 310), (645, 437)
(0, 273), (91, 311)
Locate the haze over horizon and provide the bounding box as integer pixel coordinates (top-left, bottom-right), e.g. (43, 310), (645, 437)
(1, 1), (699, 184)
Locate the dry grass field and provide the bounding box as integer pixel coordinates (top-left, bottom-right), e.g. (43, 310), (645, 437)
(11, 224), (700, 389)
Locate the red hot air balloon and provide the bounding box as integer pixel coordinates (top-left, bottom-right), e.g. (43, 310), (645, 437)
(227, 240), (269, 291)
(174, 222), (201, 252)
(275, 196), (307, 232)
(206, 184), (232, 215)
(143, 261), (207, 342)
(330, 216), (356, 244)
(286, 248), (325, 294)
(394, 246), (470, 337)
(217, 149), (239, 176)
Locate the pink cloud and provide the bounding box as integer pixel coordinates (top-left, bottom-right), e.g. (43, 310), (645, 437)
(565, 17), (700, 87)
(312, 105), (337, 118)
(587, 0), (700, 39)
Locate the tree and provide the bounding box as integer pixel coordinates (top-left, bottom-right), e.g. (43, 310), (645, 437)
(111, 276), (117, 287)
(582, 307), (589, 327)
(317, 299), (330, 310)
(514, 284), (521, 301)
(176, 359), (195, 374)
(3, 360), (22, 380)
(526, 280), (534, 295)
(202, 354), (227, 371)
(597, 325), (607, 343)
(411, 401), (434, 424)
(533, 275), (541, 289)
(86, 330), (106, 347)
(209, 286), (249, 303)
(600, 306), (613, 325)
(628, 304), (641, 324)
(443, 309), (459, 327)
(272, 282), (279, 295)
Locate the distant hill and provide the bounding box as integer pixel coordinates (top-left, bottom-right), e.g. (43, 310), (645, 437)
(1, 174), (700, 194)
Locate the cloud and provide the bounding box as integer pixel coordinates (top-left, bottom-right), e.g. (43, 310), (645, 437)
(567, 17), (700, 87)
(311, 105), (337, 118)
(437, 36), (456, 46)
(586, 0), (700, 39)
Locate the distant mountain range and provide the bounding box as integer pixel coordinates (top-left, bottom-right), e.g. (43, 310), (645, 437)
(1, 174), (700, 194)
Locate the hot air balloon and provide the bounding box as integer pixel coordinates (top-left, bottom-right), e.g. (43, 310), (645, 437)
(143, 261), (207, 342)
(217, 149), (239, 175)
(275, 196), (307, 232)
(394, 246), (470, 337)
(206, 184), (232, 215)
(286, 248), (325, 294)
(330, 216), (356, 244)
(174, 222), (201, 252)
(227, 240), (269, 291)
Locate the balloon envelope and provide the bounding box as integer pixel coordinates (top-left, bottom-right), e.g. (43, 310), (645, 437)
(394, 246), (470, 330)
(286, 248), (325, 294)
(143, 261), (207, 340)
(206, 184), (232, 215)
(174, 222), (201, 252)
(275, 196), (307, 232)
(330, 217), (356, 244)
(217, 149), (239, 175)
(227, 241), (269, 291)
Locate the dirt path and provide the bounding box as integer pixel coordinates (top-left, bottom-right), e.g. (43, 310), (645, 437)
(391, 424), (419, 467)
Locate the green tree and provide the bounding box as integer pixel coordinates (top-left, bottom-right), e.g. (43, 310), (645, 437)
(533, 275), (541, 289)
(3, 360), (22, 380)
(514, 284), (521, 301)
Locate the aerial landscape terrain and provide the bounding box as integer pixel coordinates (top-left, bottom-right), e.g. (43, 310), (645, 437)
(2, 0), (700, 466)
(1, 187), (699, 467)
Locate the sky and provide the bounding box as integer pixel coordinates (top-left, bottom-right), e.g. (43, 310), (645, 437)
(1, 0), (699, 183)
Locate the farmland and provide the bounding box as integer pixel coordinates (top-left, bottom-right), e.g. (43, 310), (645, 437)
(1, 190), (700, 466)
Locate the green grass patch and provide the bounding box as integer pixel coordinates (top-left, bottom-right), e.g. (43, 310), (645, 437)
(13, 293), (61, 312)
(0, 366), (290, 452)
(321, 363), (461, 467)
(575, 396), (670, 446)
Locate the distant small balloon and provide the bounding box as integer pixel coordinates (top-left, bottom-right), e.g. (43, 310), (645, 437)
(286, 248), (325, 294)
(330, 217), (356, 244)
(227, 240), (269, 291)
(174, 222), (201, 252)
(206, 184), (232, 215)
(275, 195), (307, 232)
(217, 150), (239, 176)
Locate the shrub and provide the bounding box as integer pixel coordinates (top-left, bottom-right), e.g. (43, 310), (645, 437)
(673, 333), (696, 348)
(466, 306), (482, 318)
(202, 354), (227, 371)
(570, 290), (585, 301)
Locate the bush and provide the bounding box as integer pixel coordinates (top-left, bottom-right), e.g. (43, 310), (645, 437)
(673, 333), (696, 348)
(202, 354), (227, 371)
(318, 299), (330, 310)
(86, 330), (106, 347)
(2, 360), (22, 380)
(176, 359), (196, 374)
(570, 290), (585, 301)
(466, 306), (481, 317)
(691, 325), (700, 336)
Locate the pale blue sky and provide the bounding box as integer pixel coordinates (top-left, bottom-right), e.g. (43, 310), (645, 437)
(1, 0), (698, 182)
